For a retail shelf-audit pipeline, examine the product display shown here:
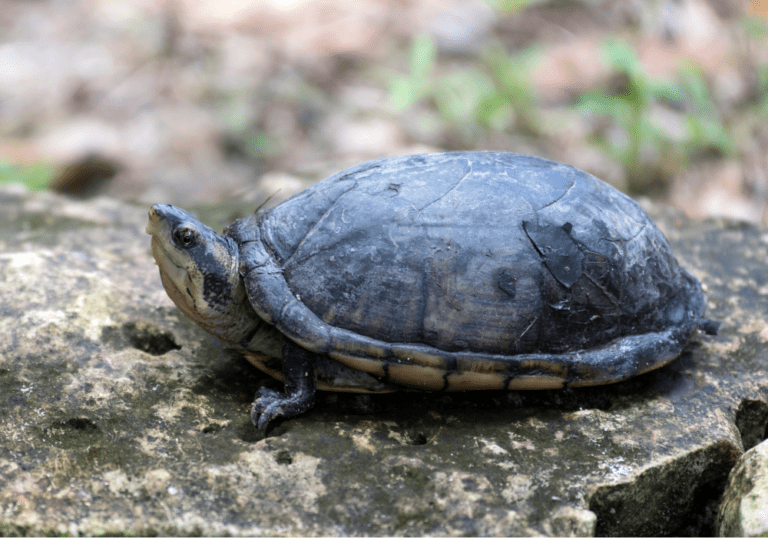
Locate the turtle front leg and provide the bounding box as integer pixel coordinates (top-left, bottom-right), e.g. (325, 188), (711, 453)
(251, 341), (317, 429)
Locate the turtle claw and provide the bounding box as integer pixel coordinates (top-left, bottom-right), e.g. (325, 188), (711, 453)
(251, 385), (314, 429)
(251, 387), (286, 429)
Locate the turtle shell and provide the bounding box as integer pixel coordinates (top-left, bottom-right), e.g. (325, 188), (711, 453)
(229, 152), (714, 391)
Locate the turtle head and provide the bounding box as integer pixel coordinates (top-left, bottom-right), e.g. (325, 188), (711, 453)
(146, 204), (261, 345)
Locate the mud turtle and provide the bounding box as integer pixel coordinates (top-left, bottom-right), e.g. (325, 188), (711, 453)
(146, 152), (718, 428)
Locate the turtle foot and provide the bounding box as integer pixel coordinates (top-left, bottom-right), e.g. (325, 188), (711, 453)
(251, 386), (313, 429)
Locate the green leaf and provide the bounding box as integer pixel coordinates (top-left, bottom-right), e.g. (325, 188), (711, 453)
(388, 35), (435, 111)
(434, 70), (494, 124)
(409, 35), (436, 81)
(649, 77), (684, 103)
(476, 93), (510, 128)
(577, 91), (627, 120)
(756, 65), (768, 93)
(389, 75), (421, 110)
(741, 14), (768, 36)
(23, 162), (55, 190)
(0, 161), (54, 190)
(678, 67), (712, 111)
(685, 115), (734, 157)
(603, 39), (642, 77)
(484, 0), (538, 13)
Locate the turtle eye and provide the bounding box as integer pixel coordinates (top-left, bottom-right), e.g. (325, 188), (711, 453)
(173, 226), (197, 248)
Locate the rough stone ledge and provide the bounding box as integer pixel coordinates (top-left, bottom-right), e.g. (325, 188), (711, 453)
(718, 432), (768, 535)
(0, 185), (766, 536)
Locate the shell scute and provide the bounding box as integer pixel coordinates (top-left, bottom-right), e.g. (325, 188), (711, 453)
(233, 152), (715, 388)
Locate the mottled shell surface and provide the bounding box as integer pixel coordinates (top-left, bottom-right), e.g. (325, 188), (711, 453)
(231, 152), (711, 390)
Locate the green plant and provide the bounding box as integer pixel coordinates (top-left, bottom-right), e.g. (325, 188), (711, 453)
(484, 0), (543, 13)
(577, 40), (672, 192)
(740, 13), (768, 38)
(577, 39), (733, 193)
(388, 35), (539, 145)
(389, 34), (437, 112)
(479, 44), (539, 134)
(677, 65), (735, 159)
(756, 64), (768, 114)
(0, 161), (54, 190)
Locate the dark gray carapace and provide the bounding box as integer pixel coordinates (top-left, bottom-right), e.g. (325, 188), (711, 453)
(147, 152), (718, 428)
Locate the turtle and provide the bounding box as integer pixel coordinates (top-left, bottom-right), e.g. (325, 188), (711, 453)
(146, 151), (719, 429)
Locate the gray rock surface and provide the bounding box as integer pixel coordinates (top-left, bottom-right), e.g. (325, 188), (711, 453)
(718, 439), (768, 536)
(0, 184), (765, 536)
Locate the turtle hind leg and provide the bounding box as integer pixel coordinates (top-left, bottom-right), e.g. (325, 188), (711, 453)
(251, 342), (317, 429)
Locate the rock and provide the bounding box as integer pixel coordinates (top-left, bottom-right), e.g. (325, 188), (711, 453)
(670, 160), (765, 225)
(0, 184), (765, 535)
(718, 439), (768, 536)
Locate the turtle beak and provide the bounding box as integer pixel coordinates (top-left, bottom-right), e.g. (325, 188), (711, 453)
(146, 204), (171, 237)
(146, 205), (168, 268)
(146, 205), (184, 275)
(147, 205), (175, 270)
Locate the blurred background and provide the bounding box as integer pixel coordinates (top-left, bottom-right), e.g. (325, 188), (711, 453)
(1, 0), (767, 224)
